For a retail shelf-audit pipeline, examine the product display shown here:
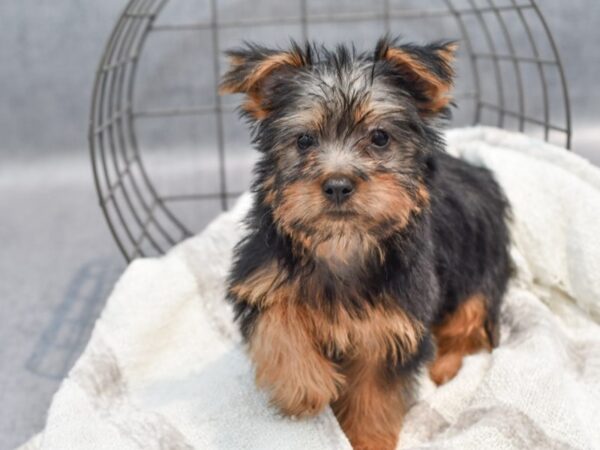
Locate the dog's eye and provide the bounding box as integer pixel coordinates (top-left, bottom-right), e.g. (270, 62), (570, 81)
(297, 133), (316, 151)
(370, 129), (389, 148)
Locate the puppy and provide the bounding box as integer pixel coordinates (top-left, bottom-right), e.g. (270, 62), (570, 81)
(221, 37), (510, 450)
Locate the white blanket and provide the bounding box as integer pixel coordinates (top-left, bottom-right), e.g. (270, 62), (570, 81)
(21, 127), (600, 450)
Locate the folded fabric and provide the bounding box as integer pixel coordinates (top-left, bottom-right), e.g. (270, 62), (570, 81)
(21, 127), (600, 450)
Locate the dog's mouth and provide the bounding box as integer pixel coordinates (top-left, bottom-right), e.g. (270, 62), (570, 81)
(323, 209), (358, 220)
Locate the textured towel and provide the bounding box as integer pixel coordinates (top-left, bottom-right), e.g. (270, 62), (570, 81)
(21, 127), (600, 450)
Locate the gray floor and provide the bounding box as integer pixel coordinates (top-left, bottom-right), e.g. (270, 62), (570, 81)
(0, 151), (235, 449)
(0, 155), (124, 449)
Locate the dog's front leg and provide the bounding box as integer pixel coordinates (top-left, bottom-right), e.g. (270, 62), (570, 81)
(248, 303), (345, 417)
(332, 359), (406, 450)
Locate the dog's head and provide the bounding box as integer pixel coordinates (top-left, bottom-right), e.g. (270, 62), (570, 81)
(220, 37), (456, 265)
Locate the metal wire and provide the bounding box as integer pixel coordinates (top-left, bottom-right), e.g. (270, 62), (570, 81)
(89, 0), (573, 261)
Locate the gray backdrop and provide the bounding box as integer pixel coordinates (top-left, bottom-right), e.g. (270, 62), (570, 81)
(1, 0), (599, 160)
(0, 1), (598, 449)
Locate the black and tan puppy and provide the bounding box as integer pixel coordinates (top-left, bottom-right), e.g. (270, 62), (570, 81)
(221, 37), (510, 450)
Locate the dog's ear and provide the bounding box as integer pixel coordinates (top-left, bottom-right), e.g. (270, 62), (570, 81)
(219, 42), (309, 120)
(374, 37), (457, 118)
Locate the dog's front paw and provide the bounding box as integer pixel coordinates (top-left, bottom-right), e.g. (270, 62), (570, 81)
(249, 303), (344, 417)
(259, 358), (345, 417)
(271, 383), (332, 418)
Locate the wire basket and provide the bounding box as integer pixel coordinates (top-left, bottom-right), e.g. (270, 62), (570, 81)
(89, 0), (572, 261)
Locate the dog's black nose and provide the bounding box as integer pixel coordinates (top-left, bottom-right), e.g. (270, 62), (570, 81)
(322, 177), (355, 204)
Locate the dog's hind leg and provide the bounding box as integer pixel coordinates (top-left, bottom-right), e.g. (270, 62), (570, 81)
(429, 293), (497, 385)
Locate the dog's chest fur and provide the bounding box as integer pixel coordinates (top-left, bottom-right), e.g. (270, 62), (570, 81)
(231, 256), (423, 363)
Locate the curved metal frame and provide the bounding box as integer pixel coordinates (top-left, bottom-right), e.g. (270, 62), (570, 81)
(90, 0), (572, 261)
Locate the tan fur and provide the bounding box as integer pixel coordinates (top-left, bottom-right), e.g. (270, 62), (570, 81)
(233, 262), (424, 363)
(384, 47), (454, 115)
(273, 179), (326, 236)
(242, 91), (269, 120)
(412, 182), (431, 214)
(311, 303), (423, 365)
(436, 42), (459, 65)
(246, 52), (303, 89)
(429, 294), (492, 385)
(249, 302), (345, 417)
(313, 232), (384, 267)
(237, 215), (426, 448)
(353, 173), (421, 232)
(262, 175), (276, 206)
(243, 273), (424, 423)
(228, 261), (288, 308)
(332, 360), (406, 450)
(219, 51), (304, 119)
(273, 175), (429, 264)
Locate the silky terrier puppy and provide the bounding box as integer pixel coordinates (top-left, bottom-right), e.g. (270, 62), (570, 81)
(221, 37), (510, 450)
